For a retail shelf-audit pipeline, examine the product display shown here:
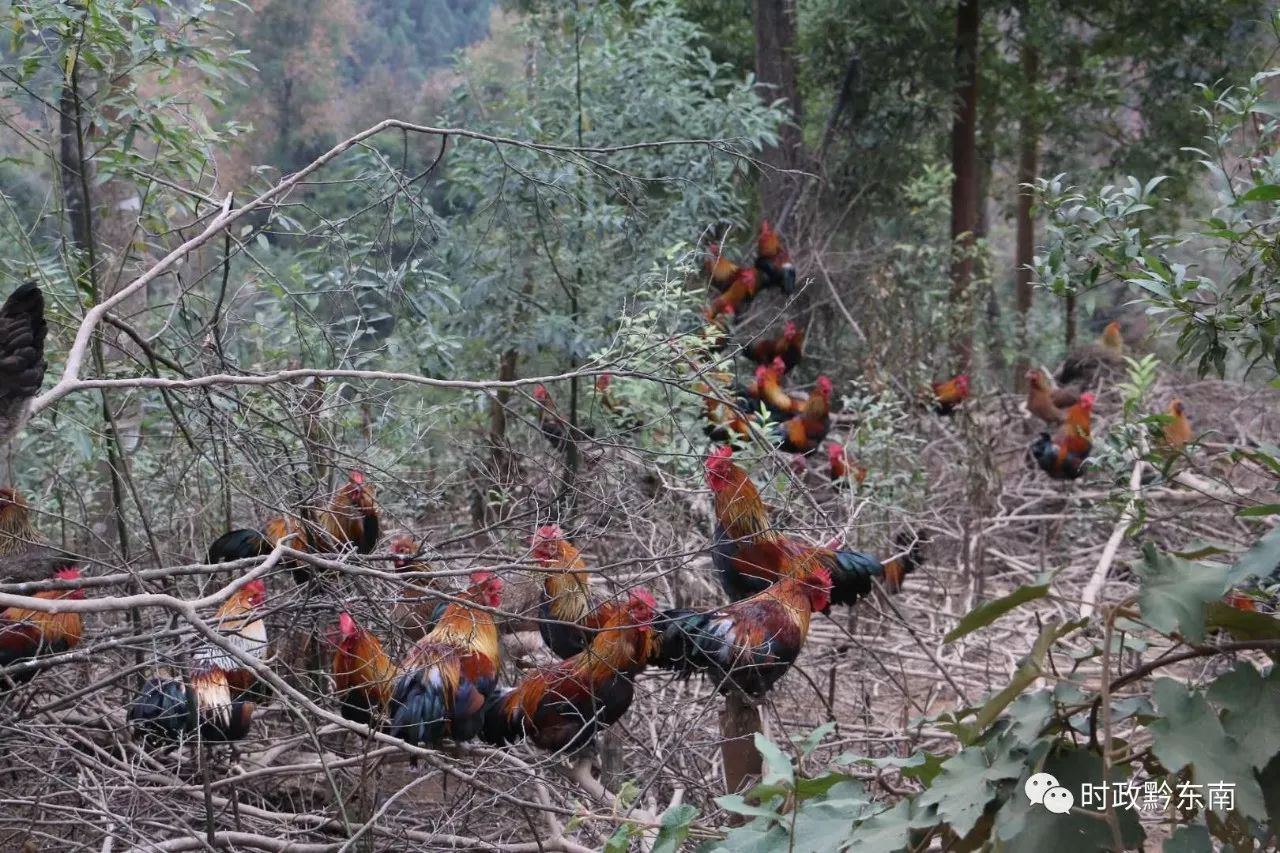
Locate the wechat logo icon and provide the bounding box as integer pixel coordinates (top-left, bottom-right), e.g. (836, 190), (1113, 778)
(1025, 773), (1074, 814)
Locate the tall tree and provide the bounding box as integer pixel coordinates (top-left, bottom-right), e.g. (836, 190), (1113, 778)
(948, 0), (981, 370)
(754, 0), (804, 222)
(1013, 15), (1039, 387)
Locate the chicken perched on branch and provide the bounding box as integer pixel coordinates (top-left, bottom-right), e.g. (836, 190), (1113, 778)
(0, 488), (78, 583)
(389, 571), (503, 747)
(331, 612), (395, 727)
(746, 321), (805, 370)
(1025, 368), (1080, 427)
(129, 579), (268, 742)
(746, 358), (805, 420)
(532, 384), (594, 451)
(206, 471), (378, 584)
(705, 268), (761, 321)
(1031, 393), (1095, 480)
(0, 566), (84, 685)
(773, 375), (833, 454)
(651, 569), (829, 697)
(316, 470), (380, 556)
(0, 281), (47, 455)
(530, 524), (631, 660)
(481, 589), (655, 754)
(930, 373), (970, 416)
(827, 443), (867, 489)
(704, 242), (741, 293)
(705, 447), (923, 604)
(1058, 321), (1124, 388)
(754, 221), (797, 295)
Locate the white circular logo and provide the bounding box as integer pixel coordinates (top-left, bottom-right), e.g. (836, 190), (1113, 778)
(1024, 772), (1059, 805)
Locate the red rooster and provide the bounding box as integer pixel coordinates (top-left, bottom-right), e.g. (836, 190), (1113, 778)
(206, 470), (378, 584)
(1025, 368), (1080, 427)
(705, 268), (761, 321)
(128, 578), (268, 742)
(704, 242), (741, 293)
(827, 443), (867, 489)
(746, 320), (805, 370)
(531, 524), (633, 660)
(773, 375), (833, 453)
(754, 221), (797, 294)
(532, 384), (593, 450)
(389, 571), (503, 747)
(704, 447), (923, 604)
(481, 589), (656, 753)
(748, 357), (806, 419)
(651, 569), (829, 697)
(0, 566), (84, 685)
(931, 374), (970, 416)
(1030, 393), (1095, 480)
(331, 612), (395, 727)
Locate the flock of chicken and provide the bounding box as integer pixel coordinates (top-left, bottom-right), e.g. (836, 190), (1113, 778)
(0, 231), (1193, 764)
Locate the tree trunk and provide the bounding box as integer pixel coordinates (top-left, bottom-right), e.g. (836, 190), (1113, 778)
(947, 0), (981, 372)
(754, 0), (804, 222)
(976, 98), (1002, 374)
(1014, 37), (1039, 390)
(720, 693), (763, 805)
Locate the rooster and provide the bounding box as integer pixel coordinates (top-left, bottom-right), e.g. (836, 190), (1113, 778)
(389, 571), (503, 747)
(0, 281), (47, 454)
(827, 443), (867, 489)
(207, 471), (378, 584)
(128, 578), (268, 742)
(773, 375), (833, 454)
(754, 221), (797, 295)
(532, 384), (593, 451)
(930, 374), (970, 416)
(388, 534), (449, 642)
(0, 566), (84, 685)
(1058, 321), (1124, 388)
(481, 589), (655, 754)
(704, 242), (741, 293)
(531, 524), (632, 660)
(316, 470), (380, 556)
(1158, 399), (1193, 451)
(1025, 368), (1080, 427)
(331, 612), (395, 727)
(705, 268), (761, 321)
(746, 321), (805, 370)
(1030, 393), (1095, 480)
(749, 357), (806, 420)
(704, 447), (922, 604)
(651, 569), (828, 697)
(0, 488), (78, 583)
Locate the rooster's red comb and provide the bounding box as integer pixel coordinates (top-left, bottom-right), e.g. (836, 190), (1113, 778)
(533, 384), (548, 399)
(348, 470), (365, 485)
(242, 579), (266, 599)
(783, 320), (798, 336)
(338, 612), (356, 636)
(770, 356), (786, 373)
(470, 570), (502, 590)
(629, 588), (657, 611)
(1079, 393), (1096, 409)
(532, 524), (564, 545)
(54, 567), (81, 582)
(596, 372), (612, 391)
(816, 376), (834, 396)
(708, 446), (733, 462)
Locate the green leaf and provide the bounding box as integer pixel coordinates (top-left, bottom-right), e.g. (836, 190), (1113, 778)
(994, 747), (1145, 851)
(1239, 183), (1280, 201)
(1236, 504), (1280, 517)
(1203, 601), (1280, 641)
(715, 794), (782, 820)
(1135, 544), (1227, 641)
(1162, 824), (1213, 853)
(604, 824), (635, 853)
(1225, 526), (1280, 587)
(916, 742), (1023, 837)
(1206, 663), (1280, 771)
(844, 801), (918, 853)
(754, 733), (795, 789)
(652, 804), (699, 853)
(944, 583), (1051, 643)
(1148, 678), (1267, 820)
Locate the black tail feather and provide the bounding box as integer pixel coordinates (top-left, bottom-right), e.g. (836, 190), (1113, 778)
(207, 528), (271, 564)
(478, 688), (523, 746)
